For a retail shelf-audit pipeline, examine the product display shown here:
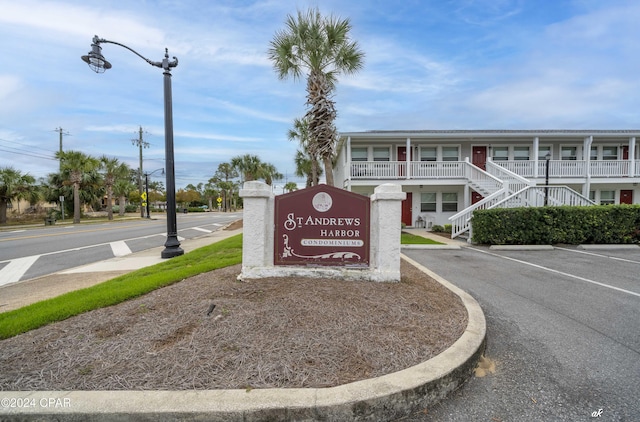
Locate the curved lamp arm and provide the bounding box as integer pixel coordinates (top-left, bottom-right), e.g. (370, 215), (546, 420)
(82, 35), (178, 73)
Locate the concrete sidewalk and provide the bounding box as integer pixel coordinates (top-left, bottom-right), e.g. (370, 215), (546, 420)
(1, 225), (486, 422)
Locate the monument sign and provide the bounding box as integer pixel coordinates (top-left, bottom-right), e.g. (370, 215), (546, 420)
(274, 185), (370, 267)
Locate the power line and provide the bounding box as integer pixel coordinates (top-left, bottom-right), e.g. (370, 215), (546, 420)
(0, 146), (56, 161)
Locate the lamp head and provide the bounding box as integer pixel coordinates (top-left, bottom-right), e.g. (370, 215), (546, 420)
(81, 37), (112, 73)
(545, 151), (551, 160)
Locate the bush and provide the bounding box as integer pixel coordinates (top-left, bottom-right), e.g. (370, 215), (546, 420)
(431, 224), (445, 232)
(471, 205), (640, 245)
(443, 224), (452, 234)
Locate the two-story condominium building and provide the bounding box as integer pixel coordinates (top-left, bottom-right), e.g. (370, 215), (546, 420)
(334, 130), (640, 239)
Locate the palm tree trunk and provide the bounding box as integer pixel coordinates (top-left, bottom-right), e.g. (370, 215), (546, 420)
(322, 155), (334, 187)
(73, 183), (81, 224)
(107, 187), (113, 220)
(119, 195), (126, 216)
(0, 200), (7, 225)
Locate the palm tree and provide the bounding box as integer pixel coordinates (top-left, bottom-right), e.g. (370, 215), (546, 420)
(0, 167), (39, 224)
(269, 8), (364, 186)
(100, 156), (130, 221)
(56, 150), (100, 223)
(288, 116), (321, 186)
(230, 154), (282, 185)
(113, 179), (136, 216)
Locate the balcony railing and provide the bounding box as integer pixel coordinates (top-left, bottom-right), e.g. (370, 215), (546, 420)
(350, 159), (640, 180)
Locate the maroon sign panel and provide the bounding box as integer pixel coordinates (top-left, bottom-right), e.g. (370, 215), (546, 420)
(274, 185), (370, 267)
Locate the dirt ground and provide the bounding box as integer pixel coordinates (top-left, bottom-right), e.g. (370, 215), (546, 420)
(0, 255), (467, 390)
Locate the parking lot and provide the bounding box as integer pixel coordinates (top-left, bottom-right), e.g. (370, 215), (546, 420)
(401, 244), (639, 421)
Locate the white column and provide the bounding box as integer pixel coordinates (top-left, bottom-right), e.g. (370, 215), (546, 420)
(533, 137), (539, 178)
(238, 181), (274, 274)
(346, 136), (352, 190)
(370, 184), (406, 282)
(406, 137), (411, 179)
(629, 137), (636, 177)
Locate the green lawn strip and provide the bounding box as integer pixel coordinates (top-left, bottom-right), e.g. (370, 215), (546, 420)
(401, 231), (444, 245)
(0, 234), (243, 340)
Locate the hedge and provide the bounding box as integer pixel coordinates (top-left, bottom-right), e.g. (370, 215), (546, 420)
(471, 205), (640, 245)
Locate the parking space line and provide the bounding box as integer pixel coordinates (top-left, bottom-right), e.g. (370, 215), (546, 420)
(554, 247), (640, 264)
(469, 247), (640, 298)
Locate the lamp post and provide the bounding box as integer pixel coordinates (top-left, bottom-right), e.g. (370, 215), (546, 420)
(82, 35), (184, 258)
(144, 168), (164, 219)
(544, 151), (551, 206)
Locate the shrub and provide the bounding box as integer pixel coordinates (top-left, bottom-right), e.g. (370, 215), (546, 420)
(431, 224), (445, 232)
(471, 205), (640, 245)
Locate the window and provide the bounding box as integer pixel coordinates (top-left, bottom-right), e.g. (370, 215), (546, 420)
(351, 147), (367, 162)
(420, 193), (436, 212)
(600, 190), (615, 205)
(442, 192), (458, 212)
(561, 146), (577, 160)
(513, 146), (530, 161)
(442, 146), (459, 162)
(590, 146), (598, 161)
(420, 147), (437, 162)
(372, 147), (390, 162)
(493, 146), (508, 161)
(538, 146), (551, 160)
(589, 191), (596, 202)
(602, 146), (618, 161)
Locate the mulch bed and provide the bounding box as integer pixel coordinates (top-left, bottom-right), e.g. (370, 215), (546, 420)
(0, 255), (467, 391)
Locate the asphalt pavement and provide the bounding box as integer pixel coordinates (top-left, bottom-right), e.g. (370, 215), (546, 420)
(401, 244), (640, 421)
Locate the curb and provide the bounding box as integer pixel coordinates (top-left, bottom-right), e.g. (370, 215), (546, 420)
(0, 250), (486, 421)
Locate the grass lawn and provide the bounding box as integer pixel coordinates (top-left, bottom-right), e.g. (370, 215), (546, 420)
(0, 234), (243, 340)
(401, 231), (445, 245)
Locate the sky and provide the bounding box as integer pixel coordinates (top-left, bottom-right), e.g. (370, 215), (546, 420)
(1, 0), (639, 190)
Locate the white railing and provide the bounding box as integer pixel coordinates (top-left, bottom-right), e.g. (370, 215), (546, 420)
(464, 161), (503, 194)
(486, 160), (534, 194)
(449, 188), (508, 239)
(589, 160), (630, 177)
(410, 161), (465, 178)
(351, 161), (405, 179)
(492, 186), (595, 208)
(494, 160), (536, 177)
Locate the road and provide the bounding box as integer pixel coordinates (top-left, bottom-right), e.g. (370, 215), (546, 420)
(401, 245), (640, 422)
(0, 212), (241, 286)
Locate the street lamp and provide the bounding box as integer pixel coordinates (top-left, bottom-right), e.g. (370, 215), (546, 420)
(82, 35), (184, 258)
(544, 151), (551, 206)
(144, 168), (164, 219)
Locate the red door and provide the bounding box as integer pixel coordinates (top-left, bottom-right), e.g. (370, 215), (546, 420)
(398, 147), (412, 177)
(472, 190), (484, 204)
(473, 146), (487, 170)
(620, 190), (633, 204)
(402, 192), (412, 226)
(622, 146), (629, 160)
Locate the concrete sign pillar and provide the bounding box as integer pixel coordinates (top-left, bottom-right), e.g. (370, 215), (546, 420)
(370, 184), (406, 281)
(238, 181), (274, 271)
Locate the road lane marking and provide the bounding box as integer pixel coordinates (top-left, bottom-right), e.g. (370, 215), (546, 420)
(0, 256), (40, 286)
(110, 241), (132, 257)
(469, 247), (640, 298)
(190, 227), (212, 233)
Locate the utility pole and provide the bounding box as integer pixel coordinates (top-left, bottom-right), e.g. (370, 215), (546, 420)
(132, 126), (149, 217)
(54, 127), (70, 170)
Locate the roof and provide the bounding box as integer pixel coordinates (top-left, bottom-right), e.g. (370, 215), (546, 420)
(340, 129), (640, 138)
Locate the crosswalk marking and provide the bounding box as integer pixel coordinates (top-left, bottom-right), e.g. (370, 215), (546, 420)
(110, 241), (132, 257)
(0, 256), (40, 287)
(190, 227), (212, 233)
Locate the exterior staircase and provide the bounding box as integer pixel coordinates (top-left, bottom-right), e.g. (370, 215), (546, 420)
(449, 160), (595, 240)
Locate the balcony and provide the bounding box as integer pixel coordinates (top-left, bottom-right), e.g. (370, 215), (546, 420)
(349, 159), (640, 180)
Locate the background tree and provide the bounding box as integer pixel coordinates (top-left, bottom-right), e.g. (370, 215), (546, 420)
(284, 181), (299, 193)
(288, 116), (321, 186)
(269, 7), (364, 186)
(176, 188), (200, 210)
(113, 179), (136, 216)
(230, 154), (282, 186)
(56, 150), (101, 223)
(0, 167), (40, 224)
(210, 163), (239, 212)
(100, 156), (130, 221)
